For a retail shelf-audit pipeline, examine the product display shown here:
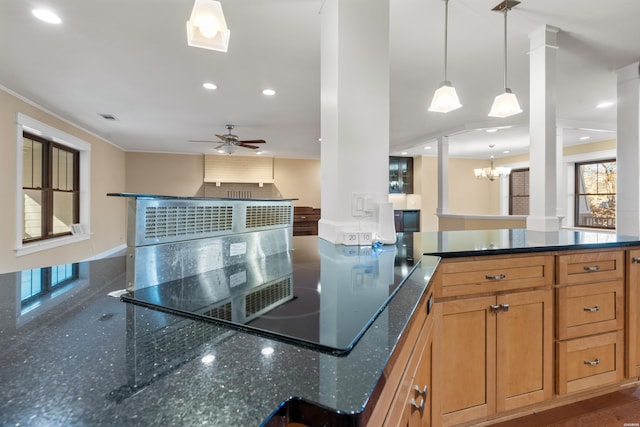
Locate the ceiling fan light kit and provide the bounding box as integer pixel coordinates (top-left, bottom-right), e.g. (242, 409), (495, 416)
(186, 0), (230, 52)
(191, 124), (266, 155)
(429, 0), (462, 113)
(488, 0), (522, 118)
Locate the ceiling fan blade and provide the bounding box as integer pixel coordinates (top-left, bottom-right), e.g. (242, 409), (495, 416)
(215, 134), (228, 141)
(239, 139), (266, 144)
(214, 144), (224, 149)
(188, 139), (218, 143)
(238, 143), (260, 149)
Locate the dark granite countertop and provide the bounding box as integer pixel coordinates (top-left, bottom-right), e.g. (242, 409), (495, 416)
(420, 228), (640, 257)
(0, 234), (437, 427)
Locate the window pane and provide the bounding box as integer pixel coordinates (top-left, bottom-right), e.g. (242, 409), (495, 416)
(52, 147), (75, 191)
(578, 162), (616, 194)
(52, 190), (74, 234)
(22, 138), (43, 188)
(21, 269), (42, 300)
(51, 264), (75, 286)
(576, 195), (616, 228)
(23, 189), (43, 240)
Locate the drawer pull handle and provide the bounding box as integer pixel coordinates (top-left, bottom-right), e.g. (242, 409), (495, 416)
(583, 305), (600, 313)
(633, 257), (640, 264)
(584, 357), (600, 366)
(583, 265), (600, 272)
(490, 304), (501, 313)
(410, 397), (424, 411)
(500, 303), (509, 312)
(486, 274), (506, 280)
(414, 385), (428, 396)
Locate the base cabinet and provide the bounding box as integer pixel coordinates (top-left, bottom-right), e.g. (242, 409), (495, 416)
(434, 289), (553, 427)
(628, 249), (640, 377)
(384, 318), (433, 427)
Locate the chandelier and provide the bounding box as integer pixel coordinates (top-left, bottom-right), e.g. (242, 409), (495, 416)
(474, 146), (511, 181)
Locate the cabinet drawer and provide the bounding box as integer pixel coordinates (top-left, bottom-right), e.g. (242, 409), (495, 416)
(557, 331), (624, 395)
(557, 281), (624, 340)
(557, 251), (624, 285)
(434, 255), (553, 298)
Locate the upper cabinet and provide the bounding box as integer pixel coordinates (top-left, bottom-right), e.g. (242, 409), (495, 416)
(389, 156), (413, 194)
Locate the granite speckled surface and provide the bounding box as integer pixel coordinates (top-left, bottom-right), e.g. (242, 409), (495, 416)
(0, 235), (437, 427)
(420, 228), (640, 257)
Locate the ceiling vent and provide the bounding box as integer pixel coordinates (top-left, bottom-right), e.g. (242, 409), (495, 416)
(98, 113), (119, 121)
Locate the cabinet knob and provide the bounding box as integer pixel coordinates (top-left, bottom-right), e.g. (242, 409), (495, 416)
(500, 303), (509, 312)
(632, 257), (640, 264)
(584, 357), (600, 366)
(583, 265), (600, 272)
(583, 305), (600, 313)
(410, 397), (424, 411)
(490, 304), (501, 313)
(485, 274), (506, 280)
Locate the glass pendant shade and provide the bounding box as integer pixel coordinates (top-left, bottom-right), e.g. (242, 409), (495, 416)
(488, 88), (522, 118)
(186, 0), (230, 52)
(429, 81), (462, 113)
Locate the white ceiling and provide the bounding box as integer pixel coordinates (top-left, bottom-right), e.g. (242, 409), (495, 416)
(0, 0), (637, 160)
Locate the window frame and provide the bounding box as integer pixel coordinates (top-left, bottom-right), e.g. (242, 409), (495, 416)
(15, 114), (91, 256)
(574, 158), (616, 230)
(508, 167), (530, 215)
(22, 131), (80, 243)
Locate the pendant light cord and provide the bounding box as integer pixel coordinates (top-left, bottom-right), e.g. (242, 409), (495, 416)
(443, 0), (449, 81)
(503, 6), (508, 90)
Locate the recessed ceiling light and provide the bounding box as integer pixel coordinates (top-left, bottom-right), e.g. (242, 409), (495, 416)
(401, 152), (408, 155)
(424, 146), (432, 150)
(256, 151), (263, 155)
(485, 128), (498, 133)
(503, 150), (510, 154)
(596, 101), (614, 109)
(32, 9), (61, 24)
(580, 136), (591, 140)
(203, 82), (217, 90)
(262, 89), (276, 96)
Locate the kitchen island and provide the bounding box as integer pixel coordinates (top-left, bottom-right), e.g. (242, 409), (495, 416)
(2, 229), (640, 426)
(0, 234), (436, 427)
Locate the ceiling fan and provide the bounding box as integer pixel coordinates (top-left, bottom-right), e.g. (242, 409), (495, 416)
(190, 124), (266, 154)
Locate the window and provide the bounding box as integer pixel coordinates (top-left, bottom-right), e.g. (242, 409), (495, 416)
(22, 132), (79, 243)
(575, 159), (616, 229)
(21, 263), (79, 313)
(509, 168), (529, 215)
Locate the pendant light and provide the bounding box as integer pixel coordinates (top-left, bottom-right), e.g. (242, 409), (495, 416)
(488, 0), (522, 118)
(428, 0), (461, 113)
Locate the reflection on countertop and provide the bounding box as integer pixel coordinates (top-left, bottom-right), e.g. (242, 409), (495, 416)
(0, 234), (437, 427)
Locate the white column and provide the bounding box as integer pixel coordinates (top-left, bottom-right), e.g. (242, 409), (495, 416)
(526, 25), (561, 232)
(616, 62), (640, 235)
(318, 0), (390, 244)
(437, 135), (449, 215)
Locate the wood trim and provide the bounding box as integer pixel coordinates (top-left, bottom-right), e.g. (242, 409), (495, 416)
(627, 248), (640, 377)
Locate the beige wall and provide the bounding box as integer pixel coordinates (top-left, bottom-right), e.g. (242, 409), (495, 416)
(126, 152), (205, 197)
(0, 88), (126, 273)
(124, 153), (321, 208)
(447, 158), (500, 215)
(273, 158), (320, 208)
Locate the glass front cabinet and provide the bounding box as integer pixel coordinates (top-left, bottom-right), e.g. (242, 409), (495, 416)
(389, 156), (413, 194)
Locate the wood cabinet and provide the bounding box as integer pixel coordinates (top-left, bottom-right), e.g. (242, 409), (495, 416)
(384, 310), (434, 427)
(432, 254), (554, 299)
(433, 288), (553, 426)
(368, 292), (433, 427)
(293, 207), (320, 236)
(627, 248), (640, 377)
(556, 250), (625, 395)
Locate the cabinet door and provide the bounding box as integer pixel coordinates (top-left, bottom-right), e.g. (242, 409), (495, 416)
(627, 249), (640, 377)
(436, 296), (496, 427)
(496, 289), (553, 412)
